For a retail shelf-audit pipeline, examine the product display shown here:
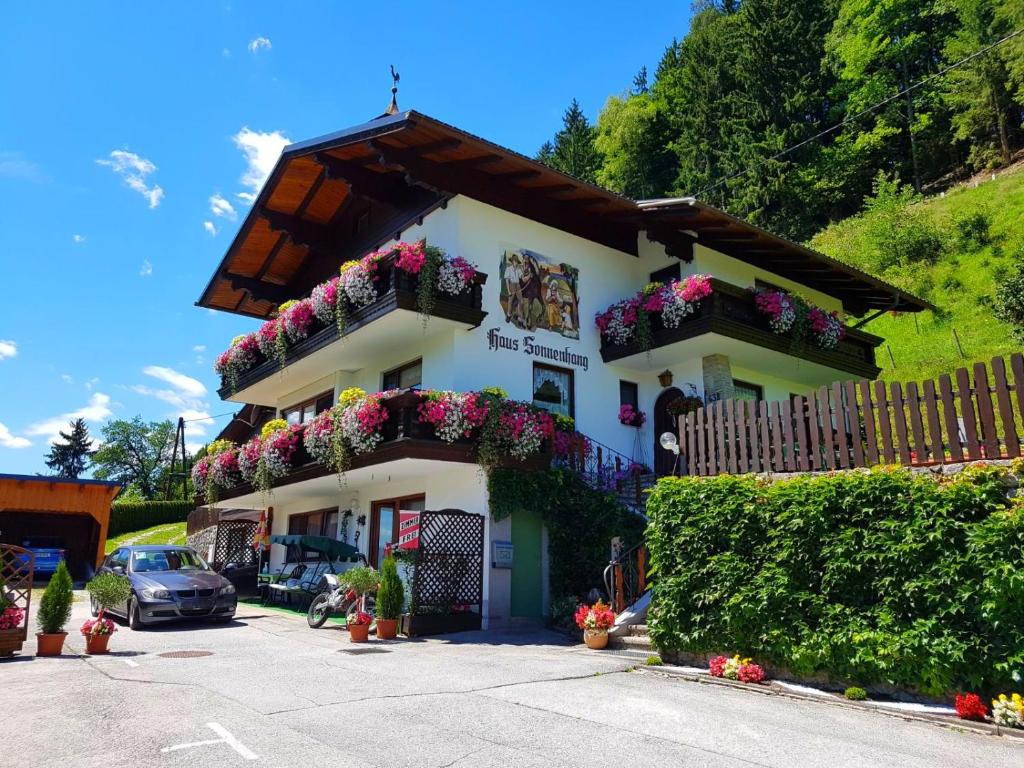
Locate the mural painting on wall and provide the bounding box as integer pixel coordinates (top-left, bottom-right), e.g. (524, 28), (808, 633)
(499, 249), (580, 340)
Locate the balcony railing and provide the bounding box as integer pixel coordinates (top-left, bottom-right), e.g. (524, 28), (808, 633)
(217, 256), (487, 398)
(599, 278), (882, 378)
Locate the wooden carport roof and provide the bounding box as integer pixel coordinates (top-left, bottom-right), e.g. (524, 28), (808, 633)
(197, 110), (930, 319)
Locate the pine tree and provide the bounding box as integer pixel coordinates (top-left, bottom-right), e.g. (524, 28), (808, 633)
(44, 418), (92, 479)
(535, 99), (601, 184)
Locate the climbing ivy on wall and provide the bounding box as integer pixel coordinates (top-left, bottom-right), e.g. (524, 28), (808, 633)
(488, 467), (645, 603)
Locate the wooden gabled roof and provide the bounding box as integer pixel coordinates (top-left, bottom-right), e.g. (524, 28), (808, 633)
(197, 110), (930, 319)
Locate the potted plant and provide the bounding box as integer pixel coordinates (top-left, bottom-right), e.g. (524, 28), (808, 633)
(347, 610), (373, 643)
(574, 600), (616, 649)
(375, 550), (404, 640)
(339, 565), (379, 642)
(0, 580), (27, 657)
(36, 561), (74, 656)
(618, 404), (646, 428)
(83, 572), (132, 654)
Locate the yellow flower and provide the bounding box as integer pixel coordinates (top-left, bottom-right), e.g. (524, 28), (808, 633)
(261, 418), (289, 440)
(340, 260), (360, 275)
(230, 334), (247, 347)
(277, 300), (298, 314)
(206, 439), (234, 457)
(338, 387), (367, 409)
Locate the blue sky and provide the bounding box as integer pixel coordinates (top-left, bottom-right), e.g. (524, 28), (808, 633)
(0, 2), (691, 474)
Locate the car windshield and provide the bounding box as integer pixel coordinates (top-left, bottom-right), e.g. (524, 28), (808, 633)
(131, 549), (210, 573)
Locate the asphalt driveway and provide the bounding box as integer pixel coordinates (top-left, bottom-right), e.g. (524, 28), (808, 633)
(3, 596), (1021, 767)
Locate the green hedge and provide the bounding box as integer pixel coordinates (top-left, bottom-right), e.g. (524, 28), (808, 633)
(108, 501), (192, 537)
(646, 466), (1024, 695)
(488, 468), (645, 603)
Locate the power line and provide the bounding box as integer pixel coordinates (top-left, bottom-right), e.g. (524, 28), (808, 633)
(692, 26), (1024, 201)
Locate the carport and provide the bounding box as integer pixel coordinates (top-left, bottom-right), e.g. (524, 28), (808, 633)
(0, 474), (121, 578)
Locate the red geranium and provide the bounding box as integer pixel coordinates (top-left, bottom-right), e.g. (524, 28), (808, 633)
(955, 692), (988, 721)
(574, 601), (616, 632)
(348, 611), (372, 627)
(738, 662), (766, 683)
(709, 655), (728, 677)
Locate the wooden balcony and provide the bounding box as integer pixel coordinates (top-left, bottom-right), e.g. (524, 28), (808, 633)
(599, 279), (882, 379)
(217, 258), (487, 404)
(209, 392), (547, 505)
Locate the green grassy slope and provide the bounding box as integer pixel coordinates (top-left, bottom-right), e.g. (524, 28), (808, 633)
(810, 166), (1024, 384)
(105, 522), (187, 554)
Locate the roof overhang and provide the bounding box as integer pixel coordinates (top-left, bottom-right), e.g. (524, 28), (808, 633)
(197, 111), (931, 319)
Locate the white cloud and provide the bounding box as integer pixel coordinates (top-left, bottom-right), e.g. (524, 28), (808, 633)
(0, 423), (31, 449)
(85, 377), (100, 390)
(222, 48), (231, 58)
(0, 340), (16, 359)
(0, 151), (45, 183)
(61, 373), (73, 383)
(140, 259), (153, 276)
(25, 393), (114, 444)
(132, 366), (213, 437)
(203, 221), (218, 236)
(96, 149), (165, 208)
(193, 345), (206, 353)
(247, 36), (271, 54)
(232, 127), (289, 204)
(72, 234), (86, 244)
(142, 366), (206, 398)
(209, 193), (236, 220)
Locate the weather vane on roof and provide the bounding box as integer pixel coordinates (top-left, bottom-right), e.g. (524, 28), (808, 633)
(385, 64), (400, 115)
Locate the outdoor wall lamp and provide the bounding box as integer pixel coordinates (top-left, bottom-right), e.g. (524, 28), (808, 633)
(658, 369), (674, 387)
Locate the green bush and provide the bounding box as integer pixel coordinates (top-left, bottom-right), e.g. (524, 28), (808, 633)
(488, 468), (645, 600)
(844, 686), (868, 701)
(645, 655), (663, 666)
(339, 566), (379, 596)
(86, 572), (133, 612)
(646, 467), (1024, 695)
(109, 500), (191, 536)
(375, 554), (404, 620)
(37, 561), (74, 635)
(952, 208), (993, 250)
(994, 255), (1024, 343)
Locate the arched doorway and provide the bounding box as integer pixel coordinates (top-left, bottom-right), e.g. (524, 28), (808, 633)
(653, 387), (684, 476)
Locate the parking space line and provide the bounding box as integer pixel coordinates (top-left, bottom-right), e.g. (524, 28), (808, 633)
(160, 723), (258, 761)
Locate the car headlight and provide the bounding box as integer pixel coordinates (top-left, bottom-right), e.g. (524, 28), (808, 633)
(220, 583), (236, 596)
(141, 587), (172, 600)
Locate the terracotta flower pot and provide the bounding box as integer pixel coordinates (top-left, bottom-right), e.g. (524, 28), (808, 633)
(584, 630), (609, 650)
(375, 618), (398, 640)
(36, 632), (67, 657)
(348, 623), (370, 643)
(84, 633), (111, 655)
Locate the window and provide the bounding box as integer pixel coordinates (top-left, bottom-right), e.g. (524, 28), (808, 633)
(282, 391), (333, 425)
(619, 380), (639, 410)
(650, 263), (681, 285)
(733, 380), (764, 402)
(287, 508), (340, 558)
(382, 359), (422, 391)
(532, 363), (574, 418)
(370, 495), (426, 568)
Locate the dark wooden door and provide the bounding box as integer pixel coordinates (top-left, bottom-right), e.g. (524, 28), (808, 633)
(654, 387), (683, 476)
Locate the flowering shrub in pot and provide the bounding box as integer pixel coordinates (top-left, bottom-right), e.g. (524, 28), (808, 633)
(575, 600), (616, 649)
(36, 560), (74, 656)
(84, 572), (132, 654)
(347, 610), (373, 643)
(191, 439), (240, 505)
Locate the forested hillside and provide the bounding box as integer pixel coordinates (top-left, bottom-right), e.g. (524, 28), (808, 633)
(536, 0), (1024, 382)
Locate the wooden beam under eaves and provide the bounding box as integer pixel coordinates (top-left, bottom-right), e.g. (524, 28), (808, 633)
(260, 208), (333, 250)
(223, 273), (291, 304)
(314, 152), (414, 206)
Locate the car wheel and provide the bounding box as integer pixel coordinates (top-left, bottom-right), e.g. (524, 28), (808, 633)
(89, 595), (99, 618)
(128, 597), (144, 630)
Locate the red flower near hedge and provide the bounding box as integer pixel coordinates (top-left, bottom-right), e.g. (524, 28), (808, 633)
(738, 662), (766, 683)
(708, 655), (728, 677)
(955, 692), (988, 721)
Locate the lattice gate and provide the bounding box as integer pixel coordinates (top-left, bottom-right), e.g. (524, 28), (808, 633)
(0, 544), (34, 656)
(405, 509), (484, 636)
(212, 520), (259, 569)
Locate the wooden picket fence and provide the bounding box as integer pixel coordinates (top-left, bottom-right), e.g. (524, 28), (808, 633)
(681, 353), (1024, 476)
